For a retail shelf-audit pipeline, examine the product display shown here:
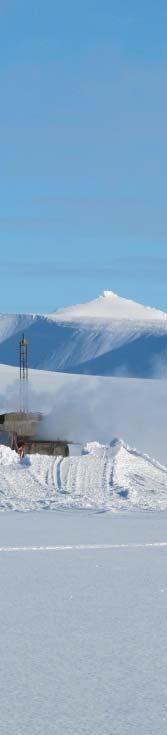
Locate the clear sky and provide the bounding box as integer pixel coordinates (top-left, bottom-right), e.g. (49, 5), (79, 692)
(0, 0), (167, 313)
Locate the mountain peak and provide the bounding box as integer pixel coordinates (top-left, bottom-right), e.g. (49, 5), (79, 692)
(50, 290), (167, 323)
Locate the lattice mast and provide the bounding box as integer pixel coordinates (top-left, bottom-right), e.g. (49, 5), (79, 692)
(19, 334), (28, 411)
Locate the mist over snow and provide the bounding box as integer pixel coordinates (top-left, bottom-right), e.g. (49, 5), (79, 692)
(0, 363), (167, 466)
(0, 291), (167, 377)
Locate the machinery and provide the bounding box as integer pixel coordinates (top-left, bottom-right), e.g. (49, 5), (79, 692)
(0, 334), (69, 457)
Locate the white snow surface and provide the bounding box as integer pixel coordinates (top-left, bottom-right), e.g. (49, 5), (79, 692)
(1, 510), (167, 735)
(0, 291), (167, 376)
(0, 439), (167, 512)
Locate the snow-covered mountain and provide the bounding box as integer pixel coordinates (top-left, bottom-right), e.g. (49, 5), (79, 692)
(0, 291), (167, 377)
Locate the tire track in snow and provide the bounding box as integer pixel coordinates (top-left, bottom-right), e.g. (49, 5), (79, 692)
(0, 542), (166, 552)
(1, 440), (167, 511)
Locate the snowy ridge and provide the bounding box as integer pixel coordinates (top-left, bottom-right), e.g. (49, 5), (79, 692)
(0, 440), (167, 512)
(0, 292), (167, 376)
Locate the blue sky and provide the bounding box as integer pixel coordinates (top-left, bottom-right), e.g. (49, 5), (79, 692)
(0, 0), (167, 313)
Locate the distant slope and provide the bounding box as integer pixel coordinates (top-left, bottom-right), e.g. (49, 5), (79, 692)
(0, 291), (167, 377)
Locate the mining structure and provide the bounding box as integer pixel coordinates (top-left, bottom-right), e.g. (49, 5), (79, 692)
(0, 335), (69, 457)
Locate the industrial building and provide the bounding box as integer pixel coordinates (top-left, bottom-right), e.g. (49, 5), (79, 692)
(0, 335), (69, 457)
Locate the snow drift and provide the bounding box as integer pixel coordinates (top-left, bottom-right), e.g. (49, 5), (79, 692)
(0, 439), (167, 512)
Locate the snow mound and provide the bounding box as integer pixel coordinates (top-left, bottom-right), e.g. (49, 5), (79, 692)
(0, 440), (167, 512)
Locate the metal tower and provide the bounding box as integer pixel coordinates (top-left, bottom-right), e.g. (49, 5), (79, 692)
(19, 334), (28, 381)
(19, 334), (28, 411)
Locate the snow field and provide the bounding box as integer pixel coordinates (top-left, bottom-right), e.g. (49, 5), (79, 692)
(1, 511), (167, 735)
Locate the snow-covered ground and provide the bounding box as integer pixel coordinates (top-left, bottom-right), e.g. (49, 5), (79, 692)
(0, 439), (167, 512)
(1, 290), (167, 376)
(0, 511), (167, 735)
(1, 295), (167, 732)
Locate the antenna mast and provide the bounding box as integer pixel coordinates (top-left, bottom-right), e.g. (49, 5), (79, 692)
(19, 334), (28, 381)
(19, 334), (28, 411)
